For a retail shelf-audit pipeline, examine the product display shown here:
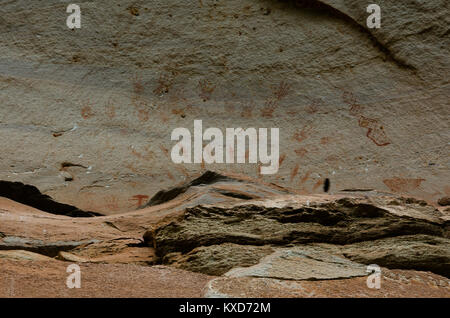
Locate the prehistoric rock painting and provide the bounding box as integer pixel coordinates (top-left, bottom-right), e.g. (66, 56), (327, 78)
(261, 81), (292, 118)
(295, 148), (308, 157)
(278, 154), (287, 167)
(0, 0), (448, 299)
(131, 73), (145, 95)
(129, 194), (149, 207)
(342, 90), (391, 146)
(293, 125), (313, 143)
(383, 177), (425, 193)
(358, 116), (391, 146)
(104, 98), (116, 119)
(272, 81), (292, 101)
(305, 98), (321, 114)
(261, 97), (278, 118)
(198, 79), (216, 101)
(154, 73), (174, 96)
(81, 100), (95, 119)
(137, 108), (150, 122)
(290, 164), (300, 182)
(240, 102), (254, 118)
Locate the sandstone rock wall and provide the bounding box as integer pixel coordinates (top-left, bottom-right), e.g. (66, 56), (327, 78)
(0, 0), (448, 213)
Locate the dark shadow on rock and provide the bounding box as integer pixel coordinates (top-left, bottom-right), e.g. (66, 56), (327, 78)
(145, 171), (231, 207)
(0, 180), (103, 217)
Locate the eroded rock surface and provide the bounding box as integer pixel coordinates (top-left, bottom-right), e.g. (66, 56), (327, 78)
(204, 269), (450, 298)
(340, 235), (450, 277)
(150, 196), (449, 278)
(163, 243), (275, 276)
(0, 171), (449, 297)
(0, 260), (212, 298)
(225, 246), (368, 281)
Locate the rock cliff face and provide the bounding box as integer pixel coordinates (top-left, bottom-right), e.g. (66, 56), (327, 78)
(0, 0), (448, 298)
(0, 172), (449, 297)
(0, 0), (448, 214)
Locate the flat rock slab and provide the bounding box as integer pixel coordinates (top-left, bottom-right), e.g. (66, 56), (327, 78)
(0, 260), (213, 298)
(205, 269), (450, 298)
(0, 250), (54, 262)
(340, 235), (450, 278)
(164, 243), (275, 276)
(225, 246), (367, 281)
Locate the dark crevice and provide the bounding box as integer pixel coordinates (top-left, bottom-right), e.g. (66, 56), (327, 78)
(103, 221), (123, 231)
(146, 171), (231, 207)
(343, 253), (450, 278)
(214, 189), (255, 200)
(60, 162), (87, 170)
(0, 180), (103, 217)
(0, 244), (79, 258)
(126, 240), (146, 247)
